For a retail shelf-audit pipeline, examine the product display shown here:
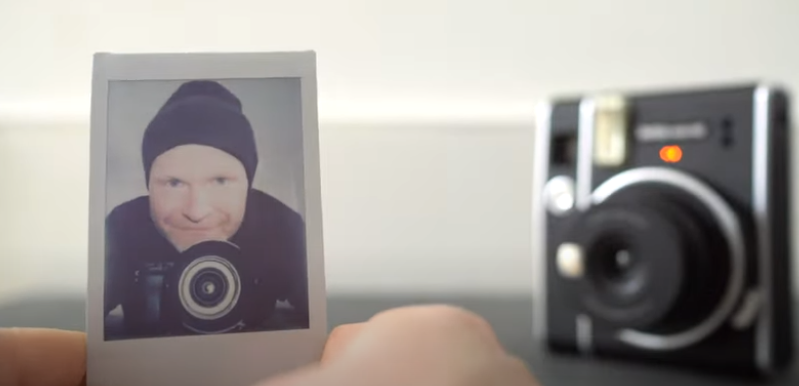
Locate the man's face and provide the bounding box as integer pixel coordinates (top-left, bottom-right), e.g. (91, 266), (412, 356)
(148, 144), (249, 252)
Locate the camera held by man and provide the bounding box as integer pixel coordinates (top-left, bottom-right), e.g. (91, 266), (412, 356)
(535, 83), (793, 376)
(131, 240), (265, 336)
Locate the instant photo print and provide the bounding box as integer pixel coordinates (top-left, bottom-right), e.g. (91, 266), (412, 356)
(86, 52), (327, 386)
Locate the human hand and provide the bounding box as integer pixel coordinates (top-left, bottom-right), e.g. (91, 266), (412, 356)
(0, 305), (538, 386)
(0, 327), (86, 386)
(262, 304), (540, 386)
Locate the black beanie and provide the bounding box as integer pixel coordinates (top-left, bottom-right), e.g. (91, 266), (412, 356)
(141, 80), (258, 186)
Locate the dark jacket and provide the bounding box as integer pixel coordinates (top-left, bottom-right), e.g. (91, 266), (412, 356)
(104, 189), (308, 337)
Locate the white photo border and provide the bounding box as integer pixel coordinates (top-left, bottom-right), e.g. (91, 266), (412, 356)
(87, 51), (327, 386)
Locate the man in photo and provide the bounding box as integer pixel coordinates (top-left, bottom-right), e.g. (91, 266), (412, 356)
(103, 80), (309, 338)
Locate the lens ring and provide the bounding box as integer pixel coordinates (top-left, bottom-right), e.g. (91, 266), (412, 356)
(178, 255), (241, 321)
(591, 167), (745, 351)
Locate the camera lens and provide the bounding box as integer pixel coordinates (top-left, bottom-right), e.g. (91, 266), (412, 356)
(591, 237), (643, 299)
(178, 255), (241, 322)
(190, 268), (229, 307)
(162, 240), (257, 335)
(563, 185), (731, 333)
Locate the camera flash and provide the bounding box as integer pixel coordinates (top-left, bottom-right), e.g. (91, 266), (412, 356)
(593, 95), (629, 167)
(557, 243), (584, 279)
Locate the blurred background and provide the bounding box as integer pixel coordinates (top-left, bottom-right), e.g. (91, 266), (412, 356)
(0, 0), (798, 306)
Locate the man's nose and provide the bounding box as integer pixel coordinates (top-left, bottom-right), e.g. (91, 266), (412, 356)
(183, 187), (212, 223)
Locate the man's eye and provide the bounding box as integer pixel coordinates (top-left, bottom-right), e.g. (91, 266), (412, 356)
(167, 179), (183, 187)
(214, 177), (228, 185)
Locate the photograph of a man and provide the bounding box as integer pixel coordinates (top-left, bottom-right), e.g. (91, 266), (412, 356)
(103, 79), (309, 340)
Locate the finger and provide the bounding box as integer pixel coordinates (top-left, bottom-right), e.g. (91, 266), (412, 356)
(326, 304), (508, 376)
(256, 323), (368, 386)
(0, 328), (86, 386)
(322, 306), (502, 366)
(261, 306), (526, 386)
(366, 304), (506, 353)
(321, 323), (365, 365)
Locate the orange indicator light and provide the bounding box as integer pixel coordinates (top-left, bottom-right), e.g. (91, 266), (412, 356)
(659, 145), (683, 163)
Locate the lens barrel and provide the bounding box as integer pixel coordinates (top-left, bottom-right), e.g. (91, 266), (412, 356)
(563, 185), (731, 334)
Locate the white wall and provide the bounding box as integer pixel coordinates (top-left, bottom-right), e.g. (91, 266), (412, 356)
(1, 0), (798, 303)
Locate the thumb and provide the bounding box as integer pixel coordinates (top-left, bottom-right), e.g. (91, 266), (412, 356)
(320, 323), (366, 365)
(0, 328), (86, 386)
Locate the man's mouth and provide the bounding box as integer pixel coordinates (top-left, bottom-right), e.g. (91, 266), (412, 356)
(176, 226), (217, 232)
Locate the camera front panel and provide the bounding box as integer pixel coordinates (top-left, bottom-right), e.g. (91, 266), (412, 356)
(536, 84), (792, 375)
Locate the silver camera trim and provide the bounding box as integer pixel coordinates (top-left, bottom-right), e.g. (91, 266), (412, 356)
(753, 85), (776, 375)
(533, 85), (779, 374)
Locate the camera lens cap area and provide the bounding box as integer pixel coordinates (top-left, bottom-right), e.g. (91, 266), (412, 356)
(560, 188), (729, 333)
(565, 202), (690, 330)
(162, 240), (256, 335)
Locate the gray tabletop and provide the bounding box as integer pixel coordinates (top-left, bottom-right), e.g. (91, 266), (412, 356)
(1, 293), (796, 385)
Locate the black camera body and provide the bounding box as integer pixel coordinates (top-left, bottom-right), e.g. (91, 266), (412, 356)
(534, 84), (793, 376)
(130, 240), (260, 336)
